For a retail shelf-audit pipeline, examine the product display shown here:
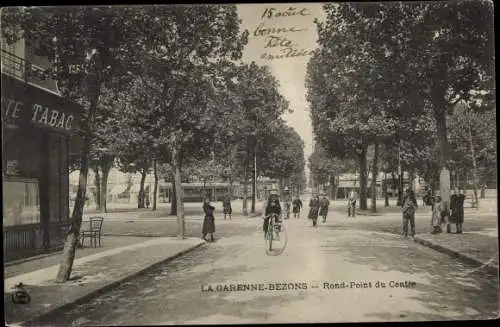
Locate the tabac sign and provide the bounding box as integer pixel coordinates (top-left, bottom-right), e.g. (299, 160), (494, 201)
(1, 74), (82, 134)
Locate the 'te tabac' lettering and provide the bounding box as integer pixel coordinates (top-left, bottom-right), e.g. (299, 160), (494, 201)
(32, 104), (74, 131)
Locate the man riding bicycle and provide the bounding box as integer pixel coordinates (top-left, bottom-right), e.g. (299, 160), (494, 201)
(263, 190), (282, 240)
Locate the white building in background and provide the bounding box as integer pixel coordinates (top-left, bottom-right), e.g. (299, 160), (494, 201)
(326, 172), (421, 199)
(69, 168), (159, 204)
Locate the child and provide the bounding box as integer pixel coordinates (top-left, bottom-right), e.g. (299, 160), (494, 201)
(431, 195), (445, 234)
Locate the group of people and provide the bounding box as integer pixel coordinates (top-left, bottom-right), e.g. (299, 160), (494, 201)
(307, 193), (330, 227)
(399, 186), (467, 239)
(430, 188), (466, 234)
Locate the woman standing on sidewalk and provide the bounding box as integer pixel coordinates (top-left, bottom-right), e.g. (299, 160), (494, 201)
(401, 188), (417, 238)
(431, 195), (445, 234)
(455, 189), (466, 234)
(202, 197), (215, 242)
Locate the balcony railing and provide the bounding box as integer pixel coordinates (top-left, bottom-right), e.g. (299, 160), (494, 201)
(1, 49), (53, 83)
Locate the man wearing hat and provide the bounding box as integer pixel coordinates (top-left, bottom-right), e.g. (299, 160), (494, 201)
(263, 189), (282, 239)
(319, 193), (330, 223)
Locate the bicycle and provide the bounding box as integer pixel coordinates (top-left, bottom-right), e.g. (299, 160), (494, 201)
(264, 213), (288, 256)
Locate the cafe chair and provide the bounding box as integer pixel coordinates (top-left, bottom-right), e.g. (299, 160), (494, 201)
(80, 216), (104, 248)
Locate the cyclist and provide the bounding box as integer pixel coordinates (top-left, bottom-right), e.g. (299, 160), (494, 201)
(263, 189), (282, 240)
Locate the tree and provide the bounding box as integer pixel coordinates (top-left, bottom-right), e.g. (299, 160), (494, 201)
(448, 101), (497, 208)
(2, 6), (143, 282)
(310, 2), (493, 211)
(209, 62), (290, 214)
(121, 5), (248, 238)
(259, 123), (305, 191)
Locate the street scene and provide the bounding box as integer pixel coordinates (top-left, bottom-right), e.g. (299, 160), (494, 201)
(2, 2), (498, 325)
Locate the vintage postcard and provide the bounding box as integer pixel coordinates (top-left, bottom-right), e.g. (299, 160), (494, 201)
(2, 2), (498, 325)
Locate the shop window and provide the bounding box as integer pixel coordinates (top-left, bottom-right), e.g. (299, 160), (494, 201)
(3, 178), (40, 226)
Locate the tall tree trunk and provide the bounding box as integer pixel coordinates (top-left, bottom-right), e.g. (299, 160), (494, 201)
(171, 149), (185, 239)
(251, 149), (256, 213)
(56, 87), (99, 283)
(94, 167), (101, 210)
(170, 178), (177, 215)
(371, 142), (379, 213)
(408, 169), (416, 194)
(153, 159), (158, 211)
(391, 171), (397, 198)
(359, 151), (368, 210)
(398, 169), (404, 207)
(242, 157), (249, 216)
(467, 111), (480, 209)
(137, 169), (147, 209)
(433, 94), (451, 210)
(384, 172), (389, 207)
(334, 176), (340, 200)
(100, 156), (112, 214)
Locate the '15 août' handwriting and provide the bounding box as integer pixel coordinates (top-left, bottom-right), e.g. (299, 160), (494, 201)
(261, 7), (311, 20)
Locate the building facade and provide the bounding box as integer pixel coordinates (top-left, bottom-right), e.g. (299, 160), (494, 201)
(2, 35), (83, 261)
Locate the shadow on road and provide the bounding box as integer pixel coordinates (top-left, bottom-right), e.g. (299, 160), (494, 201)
(331, 231), (499, 321)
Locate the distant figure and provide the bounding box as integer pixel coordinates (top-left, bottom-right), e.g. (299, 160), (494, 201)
(401, 188), (417, 238)
(146, 197), (150, 209)
(308, 194), (320, 227)
(423, 187), (433, 207)
(222, 194), (232, 220)
(292, 196), (303, 219)
(319, 193), (330, 223)
(348, 189), (358, 218)
(202, 197), (215, 242)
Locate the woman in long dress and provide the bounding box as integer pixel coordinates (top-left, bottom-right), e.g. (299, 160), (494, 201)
(202, 197), (215, 242)
(308, 195), (320, 227)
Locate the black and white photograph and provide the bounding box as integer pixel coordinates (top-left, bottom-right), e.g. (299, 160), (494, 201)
(2, 2), (498, 325)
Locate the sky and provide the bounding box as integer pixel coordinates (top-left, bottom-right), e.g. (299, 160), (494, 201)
(237, 3), (326, 180)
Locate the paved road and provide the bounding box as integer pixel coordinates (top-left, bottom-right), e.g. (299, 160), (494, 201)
(37, 212), (499, 325)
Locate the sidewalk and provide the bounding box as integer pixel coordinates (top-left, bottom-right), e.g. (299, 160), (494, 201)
(4, 237), (206, 326)
(413, 232), (499, 274)
(328, 198), (499, 273)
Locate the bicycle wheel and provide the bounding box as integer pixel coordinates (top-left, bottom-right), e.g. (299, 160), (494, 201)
(266, 219), (288, 256)
(265, 218), (274, 252)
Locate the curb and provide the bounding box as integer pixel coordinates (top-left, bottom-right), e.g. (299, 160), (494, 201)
(413, 236), (499, 275)
(18, 241), (207, 327)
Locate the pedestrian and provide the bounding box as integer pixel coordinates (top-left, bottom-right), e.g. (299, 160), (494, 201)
(222, 194), (232, 220)
(449, 187), (460, 233)
(431, 195), (445, 234)
(283, 187), (292, 219)
(202, 197), (216, 242)
(319, 193), (330, 223)
(146, 196), (150, 209)
(292, 195), (303, 219)
(347, 189), (358, 218)
(308, 194), (320, 227)
(456, 189), (466, 234)
(401, 188), (417, 238)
